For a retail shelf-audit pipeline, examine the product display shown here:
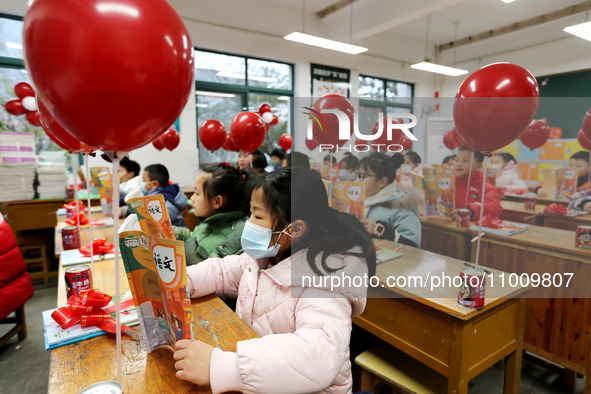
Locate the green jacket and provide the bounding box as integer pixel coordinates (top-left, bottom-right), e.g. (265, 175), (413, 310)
(173, 211), (248, 266)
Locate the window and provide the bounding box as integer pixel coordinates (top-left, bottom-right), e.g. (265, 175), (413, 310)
(358, 75), (414, 134)
(195, 49), (294, 166)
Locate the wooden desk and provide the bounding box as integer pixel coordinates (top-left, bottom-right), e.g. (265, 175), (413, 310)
(50, 257), (258, 393)
(500, 200), (591, 231)
(420, 218), (469, 261)
(355, 240), (528, 394)
(54, 212), (120, 256)
(501, 194), (568, 206)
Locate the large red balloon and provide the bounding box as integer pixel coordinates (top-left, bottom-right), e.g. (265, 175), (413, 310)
(14, 82), (35, 99)
(23, 0), (194, 152)
(371, 116), (403, 150)
(582, 108), (591, 142)
(152, 136), (165, 151)
(279, 134), (292, 151)
(222, 134), (239, 152)
(5, 99), (25, 116)
(311, 94), (354, 148)
(521, 119), (550, 150)
(38, 100), (95, 153)
(199, 120), (226, 152)
(26, 111), (42, 127)
(443, 131), (456, 150)
(305, 138), (318, 151)
(453, 63), (539, 154)
(577, 129), (591, 151)
(230, 112), (266, 152)
(161, 129), (180, 151)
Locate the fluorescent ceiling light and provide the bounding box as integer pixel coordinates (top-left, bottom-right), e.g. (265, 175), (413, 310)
(196, 103), (208, 108)
(564, 21), (591, 42)
(284, 32), (368, 55)
(410, 61), (468, 77)
(216, 71), (277, 83)
(5, 42), (22, 50)
(195, 91), (236, 98)
(500, 0), (516, 3)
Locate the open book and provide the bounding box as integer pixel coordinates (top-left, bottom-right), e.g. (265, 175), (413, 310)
(119, 195), (194, 353)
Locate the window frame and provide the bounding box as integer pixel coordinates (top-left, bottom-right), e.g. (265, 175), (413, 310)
(358, 74), (414, 112)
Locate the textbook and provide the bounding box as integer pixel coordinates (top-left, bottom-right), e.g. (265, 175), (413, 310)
(42, 291), (138, 350)
(470, 220), (530, 237)
(119, 195), (194, 353)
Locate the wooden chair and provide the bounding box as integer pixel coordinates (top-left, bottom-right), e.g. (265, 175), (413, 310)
(355, 343), (447, 394)
(20, 242), (50, 286)
(0, 305), (27, 348)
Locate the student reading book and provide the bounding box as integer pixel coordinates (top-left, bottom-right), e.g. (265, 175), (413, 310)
(173, 163), (252, 266)
(142, 164), (188, 227)
(173, 167), (376, 393)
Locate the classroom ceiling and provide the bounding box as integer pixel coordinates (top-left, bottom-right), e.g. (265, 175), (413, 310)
(171, 0), (591, 68)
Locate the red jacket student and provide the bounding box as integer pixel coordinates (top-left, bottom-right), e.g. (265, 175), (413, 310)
(454, 147), (503, 220)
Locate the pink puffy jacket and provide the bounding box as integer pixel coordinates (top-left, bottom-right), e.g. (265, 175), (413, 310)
(187, 249), (369, 394)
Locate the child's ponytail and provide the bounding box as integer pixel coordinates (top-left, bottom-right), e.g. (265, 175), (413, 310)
(201, 163), (253, 214)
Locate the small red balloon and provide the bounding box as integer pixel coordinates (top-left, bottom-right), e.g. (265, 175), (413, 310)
(38, 99), (95, 153)
(453, 63), (539, 153)
(449, 127), (461, 148)
(400, 136), (413, 151)
(269, 114), (279, 126)
(5, 99), (26, 116)
(582, 108), (591, 142)
(222, 133), (239, 152)
(230, 112), (266, 153)
(26, 111), (42, 127)
(577, 129), (591, 151)
(311, 94), (354, 148)
(14, 82), (35, 99)
(443, 132), (456, 150)
(161, 129), (180, 151)
(279, 134), (292, 151)
(199, 119), (226, 152)
(305, 138), (318, 151)
(152, 136), (165, 151)
(521, 119), (550, 150)
(259, 104), (271, 114)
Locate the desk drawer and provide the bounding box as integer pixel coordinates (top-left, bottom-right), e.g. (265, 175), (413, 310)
(5, 202), (62, 231)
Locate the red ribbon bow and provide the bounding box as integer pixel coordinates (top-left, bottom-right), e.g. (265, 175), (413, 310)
(220, 161), (231, 169)
(79, 237), (114, 257)
(51, 289), (135, 334)
(543, 203), (570, 215)
(65, 212), (89, 226)
(480, 214), (504, 229)
(63, 200), (86, 210)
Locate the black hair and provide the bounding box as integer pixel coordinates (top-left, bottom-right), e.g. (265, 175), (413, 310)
(120, 157), (140, 178)
(442, 155), (456, 165)
(390, 153), (404, 173)
(339, 155), (359, 171)
(404, 151), (422, 165)
(571, 150), (590, 163)
(323, 154), (336, 163)
(144, 164), (169, 187)
(457, 146), (484, 164)
(239, 149), (268, 173)
(252, 167), (376, 277)
(493, 152), (517, 164)
(200, 163), (253, 214)
(289, 152), (311, 169)
(359, 152), (396, 184)
(270, 148), (286, 160)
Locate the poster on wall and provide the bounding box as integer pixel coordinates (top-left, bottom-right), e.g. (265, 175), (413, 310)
(311, 63), (350, 98)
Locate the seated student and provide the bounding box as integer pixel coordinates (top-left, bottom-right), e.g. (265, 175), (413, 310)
(399, 151), (423, 190)
(338, 154), (359, 180)
(174, 167), (376, 393)
(269, 148), (286, 171)
(537, 151), (590, 198)
(118, 157), (143, 217)
(453, 147), (503, 220)
(174, 163), (251, 266)
(237, 149), (267, 174)
(358, 152), (422, 247)
(491, 152), (527, 192)
(323, 154), (337, 168)
(569, 196), (591, 212)
(282, 152), (311, 169)
(442, 154), (456, 170)
(142, 164), (188, 227)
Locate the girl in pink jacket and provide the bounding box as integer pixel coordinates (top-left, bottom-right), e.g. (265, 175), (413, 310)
(174, 167), (376, 393)
(490, 153), (527, 193)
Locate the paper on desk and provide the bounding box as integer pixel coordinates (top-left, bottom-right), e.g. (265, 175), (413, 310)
(375, 248), (403, 264)
(60, 248), (118, 266)
(56, 217), (114, 232)
(57, 206), (102, 216)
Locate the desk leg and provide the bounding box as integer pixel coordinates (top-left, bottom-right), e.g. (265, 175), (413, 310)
(503, 298), (526, 394)
(448, 322), (469, 394)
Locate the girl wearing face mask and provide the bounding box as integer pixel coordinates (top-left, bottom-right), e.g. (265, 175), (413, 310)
(338, 154), (359, 181)
(175, 167), (376, 394)
(398, 151), (423, 191)
(490, 153), (527, 193)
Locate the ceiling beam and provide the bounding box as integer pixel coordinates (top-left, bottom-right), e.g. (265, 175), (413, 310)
(316, 0), (360, 19)
(437, 1), (590, 52)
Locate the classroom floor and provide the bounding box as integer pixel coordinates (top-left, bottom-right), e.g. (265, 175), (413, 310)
(0, 277), (587, 394)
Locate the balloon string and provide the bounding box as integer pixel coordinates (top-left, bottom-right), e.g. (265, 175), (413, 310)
(72, 154), (80, 227)
(474, 155), (488, 267)
(527, 149), (533, 188)
(85, 154), (94, 272)
(464, 152), (474, 208)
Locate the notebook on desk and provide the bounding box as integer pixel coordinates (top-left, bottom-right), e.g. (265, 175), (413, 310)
(60, 248), (117, 266)
(470, 220), (530, 237)
(375, 248), (403, 264)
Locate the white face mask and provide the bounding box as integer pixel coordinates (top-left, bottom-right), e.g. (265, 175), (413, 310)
(400, 164), (412, 174)
(490, 163), (503, 171)
(241, 221), (292, 259)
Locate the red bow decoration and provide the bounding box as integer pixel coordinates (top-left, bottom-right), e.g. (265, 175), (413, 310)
(480, 215), (504, 229)
(220, 161), (231, 169)
(51, 289), (135, 334)
(66, 213), (89, 226)
(79, 237), (114, 257)
(543, 203), (570, 216)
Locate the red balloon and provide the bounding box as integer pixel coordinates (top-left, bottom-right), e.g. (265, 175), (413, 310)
(230, 112), (266, 152)
(279, 134), (292, 151)
(311, 94), (354, 148)
(38, 100), (95, 153)
(26, 111), (42, 127)
(371, 116), (404, 150)
(443, 132), (456, 150)
(199, 120), (226, 152)
(582, 108), (591, 142)
(23, 0), (194, 152)
(222, 133), (239, 152)
(400, 136), (413, 151)
(453, 63), (539, 154)
(161, 129), (180, 151)
(521, 119), (550, 150)
(577, 129), (591, 151)
(259, 104), (271, 114)
(305, 138), (318, 151)
(449, 127), (461, 148)
(152, 136), (165, 151)
(14, 82), (35, 99)
(5, 99), (25, 116)
(269, 114), (279, 126)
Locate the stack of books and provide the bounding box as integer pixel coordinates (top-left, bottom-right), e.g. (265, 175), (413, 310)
(37, 151), (68, 199)
(0, 131), (36, 201)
